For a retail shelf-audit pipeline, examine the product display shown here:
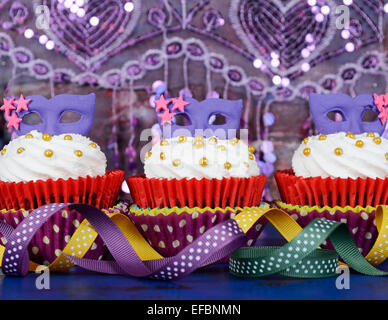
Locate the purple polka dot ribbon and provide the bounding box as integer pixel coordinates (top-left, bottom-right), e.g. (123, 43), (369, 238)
(0, 203), (247, 280)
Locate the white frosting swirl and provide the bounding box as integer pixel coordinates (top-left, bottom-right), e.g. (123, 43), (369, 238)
(292, 132), (388, 179)
(144, 136), (261, 179)
(0, 130), (107, 183)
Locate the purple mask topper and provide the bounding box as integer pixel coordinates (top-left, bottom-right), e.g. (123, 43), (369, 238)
(155, 94), (243, 139)
(9, 93), (96, 136)
(309, 93), (386, 135)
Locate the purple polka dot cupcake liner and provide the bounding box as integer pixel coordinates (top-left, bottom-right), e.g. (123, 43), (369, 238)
(274, 201), (378, 256)
(0, 204), (129, 266)
(127, 205), (268, 259)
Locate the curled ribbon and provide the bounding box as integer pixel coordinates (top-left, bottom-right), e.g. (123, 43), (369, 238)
(0, 203), (387, 280)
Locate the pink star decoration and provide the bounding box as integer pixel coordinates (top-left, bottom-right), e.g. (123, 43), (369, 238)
(0, 98), (15, 117)
(158, 109), (176, 125)
(171, 94), (189, 113)
(373, 93), (388, 125)
(14, 94), (31, 113)
(6, 112), (22, 130)
(154, 94), (171, 112)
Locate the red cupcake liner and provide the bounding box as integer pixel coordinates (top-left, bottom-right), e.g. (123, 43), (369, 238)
(127, 207), (267, 257)
(0, 170), (125, 210)
(275, 201), (378, 257)
(274, 169), (388, 207)
(126, 174), (267, 209)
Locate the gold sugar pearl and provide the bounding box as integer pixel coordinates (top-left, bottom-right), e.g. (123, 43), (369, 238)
(373, 137), (382, 145)
(194, 135), (204, 142)
(199, 157), (208, 167)
(334, 148), (343, 156)
(89, 142), (97, 148)
(160, 139), (169, 146)
(355, 140), (364, 148)
(178, 136), (187, 143)
(25, 133), (33, 139)
(386, 153), (388, 161)
(248, 146), (255, 153)
(208, 137), (218, 144)
(74, 150), (83, 157)
(1, 149), (6, 156)
(194, 141), (204, 149)
(303, 148), (311, 156)
(172, 159), (181, 167)
(218, 145), (226, 151)
(42, 133), (52, 141)
(249, 154), (255, 160)
(366, 132), (375, 138)
(44, 149), (53, 158)
(17, 147), (25, 154)
(346, 132), (355, 139)
(303, 138), (309, 145)
(64, 135), (73, 141)
(160, 152), (166, 160)
(224, 162), (232, 170)
(243, 161), (249, 168)
(145, 151), (152, 159)
(230, 137), (239, 145)
(318, 134), (327, 141)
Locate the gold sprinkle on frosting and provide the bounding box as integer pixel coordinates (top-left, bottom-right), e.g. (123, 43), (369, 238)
(318, 134), (327, 141)
(17, 147), (25, 154)
(303, 148), (311, 156)
(367, 132), (375, 138)
(178, 136), (187, 143)
(346, 132), (355, 139)
(194, 141), (204, 149)
(1, 149), (5, 156)
(224, 162), (232, 170)
(160, 152), (166, 160)
(145, 151), (152, 159)
(334, 148), (343, 156)
(355, 140), (364, 148)
(208, 137), (218, 144)
(230, 138), (239, 145)
(44, 149), (53, 158)
(248, 146), (255, 153)
(386, 153), (388, 161)
(199, 157), (208, 167)
(218, 145), (226, 151)
(25, 133), (33, 139)
(194, 135), (204, 142)
(374, 137), (382, 145)
(42, 133), (51, 141)
(64, 135), (72, 141)
(172, 159), (181, 167)
(74, 150), (83, 157)
(249, 154), (255, 160)
(243, 161), (249, 168)
(89, 142), (97, 148)
(160, 139), (169, 146)
(303, 138), (309, 145)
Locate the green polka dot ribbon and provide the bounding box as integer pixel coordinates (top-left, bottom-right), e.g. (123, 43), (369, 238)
(230, 218), (388, 278)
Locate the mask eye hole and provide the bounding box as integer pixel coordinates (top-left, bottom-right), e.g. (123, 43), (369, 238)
(174, 113), (192, 126)
(326, 110), (345, 122)
(208, 113), (227, 125)
(361, 107), (378, 122)
(22, 112), (43, 124)
(60, 111), (82, 123)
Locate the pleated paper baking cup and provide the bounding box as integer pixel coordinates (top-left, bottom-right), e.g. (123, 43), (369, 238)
(274, 169), (388, 207)
(275, 200), (378, 256)
(126, 174), (267, 209)
(0, 170), (124, 210)
(127, 204), (269, 257)
(0, 207), (109, 265)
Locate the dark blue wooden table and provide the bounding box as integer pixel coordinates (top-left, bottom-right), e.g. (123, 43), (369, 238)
(1, 225), (387, 300)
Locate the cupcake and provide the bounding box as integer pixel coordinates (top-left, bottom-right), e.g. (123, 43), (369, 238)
(0, 93), (125, 266)
(127, 95), (267, 257)
(275, 92), (388, 257)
